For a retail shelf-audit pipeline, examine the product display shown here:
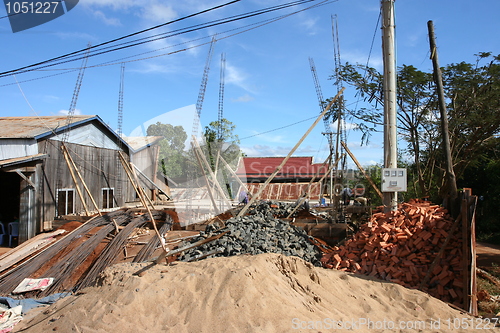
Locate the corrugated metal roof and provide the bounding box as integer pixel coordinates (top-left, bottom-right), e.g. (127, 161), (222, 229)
(236, 156), (328, 179)
(124, 136), (163, 152)
(0, 115), (95, 139)
(0, 153), (48, 167)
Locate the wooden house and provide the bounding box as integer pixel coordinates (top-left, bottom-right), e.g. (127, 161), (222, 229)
(0, 115), (161, 244)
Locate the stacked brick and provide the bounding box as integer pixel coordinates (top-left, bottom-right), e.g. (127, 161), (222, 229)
(321, 199), (465, 307)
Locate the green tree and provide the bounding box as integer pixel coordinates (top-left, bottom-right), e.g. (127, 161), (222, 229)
(146, 122), (188, 179)
(203, 118), (241, 171)
(335, 53), (500, 201)
(200, 118), (242, 197)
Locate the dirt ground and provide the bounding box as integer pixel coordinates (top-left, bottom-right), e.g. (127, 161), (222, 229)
(477, 242), (500, 269)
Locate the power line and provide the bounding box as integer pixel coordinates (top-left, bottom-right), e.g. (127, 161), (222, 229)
(239, 99), (360, 141)
(0, 0), (316, 78)
(0, 0), (241, 77)
(0, 0), (334, 86)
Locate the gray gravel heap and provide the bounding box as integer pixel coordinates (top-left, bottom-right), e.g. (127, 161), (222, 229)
(246, 200), (298, 218)
(178, 212), (322, 266)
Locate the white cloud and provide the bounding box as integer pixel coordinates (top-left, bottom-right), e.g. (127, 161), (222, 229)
(329, 119), (358, 131)
(53, 32), (97, 42)
(299, 17), (319, 35)
(93, 10), (122, 26)
(139, 3), (177, 24)
(231, 94), (254, 103)
(342, 50), (383, 69)
(42, 95), (60, 103)
(58, 109), (82, 116)
(81, 0), (136, 11)
(225, 63), (256, 94)
(131, 62), (174, 74)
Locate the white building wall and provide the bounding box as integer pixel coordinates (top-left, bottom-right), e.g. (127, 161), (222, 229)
(49, 123), (122, 150)
(0, 139), (38, 160)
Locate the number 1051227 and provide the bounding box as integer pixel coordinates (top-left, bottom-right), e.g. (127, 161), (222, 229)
(5, 1), (60, 14)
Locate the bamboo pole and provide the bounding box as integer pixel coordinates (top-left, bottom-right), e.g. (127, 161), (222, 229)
(63, 145), (102, 216)
(286, 154), (338, 218)
(118, 152), (169, 256)
(236, 87), (345, 218)
(218, 155), (249, 194)
(191, 143), (220, 215)
(192, 136), (232, 209)
(61, 145), (90, 216)
(341, 141), (383, 201)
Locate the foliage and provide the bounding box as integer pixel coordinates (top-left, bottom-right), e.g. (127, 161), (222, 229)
(146, 122), (188, 179)
(200, 118), (242, 197)
(202, 118), (241, 171)
(458, 137), (500, 241)
(334, 53), (500, 202)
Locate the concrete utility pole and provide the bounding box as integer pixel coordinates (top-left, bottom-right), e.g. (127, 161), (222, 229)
(381, 0), (398, 212)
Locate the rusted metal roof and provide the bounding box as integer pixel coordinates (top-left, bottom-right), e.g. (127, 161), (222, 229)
(124, 136), (163, 152)
(236, 156), (328, 180)
(0, 115), (95, 139)
(0, 153), (48, 168)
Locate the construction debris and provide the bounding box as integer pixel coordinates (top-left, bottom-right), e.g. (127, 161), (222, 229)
(177, 212), (322, 266)
(0, 209), (171, 298)
(320, 199), (466, 307)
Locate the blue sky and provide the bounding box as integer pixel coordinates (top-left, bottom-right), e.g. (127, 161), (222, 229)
(1, 0), (500, 167)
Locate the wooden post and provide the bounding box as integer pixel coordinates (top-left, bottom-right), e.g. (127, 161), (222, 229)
(236, 87), (345, 218)
(63, 145), (102, 216)
(470, 196), (478, 315)
(192, 142), (220, 215)
(461, 196), (470, 311)
(427, 20), (458, 207)
(286, 154), (339, 218)
(341, 141), (383, 201)
(192, 136), (232, 209)
(61, 145), (90, 216)
(118, 152), (169, 256)
(218, 155), (249, 196)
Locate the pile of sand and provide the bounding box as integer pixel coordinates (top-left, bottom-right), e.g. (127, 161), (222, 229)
(16, 253), (476, 332)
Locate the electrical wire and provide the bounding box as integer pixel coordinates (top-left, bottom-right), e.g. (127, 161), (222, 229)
(0, 0), (334, 87)
(0, 0), (317, 78)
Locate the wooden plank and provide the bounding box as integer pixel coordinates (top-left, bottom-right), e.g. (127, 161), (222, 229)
(341, 141), (383, 200)
(469, 196), (478, 316)
(61, 144), (90, 216)
(0, 229), (66, 272)
(462, 197), (469, 310)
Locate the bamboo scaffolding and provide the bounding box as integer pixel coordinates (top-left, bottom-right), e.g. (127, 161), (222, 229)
(192, 136), (232, 209)
(118, 152), (169, 256)
(61, 144), (90, 216)
(63, 144), (102, 216)
(286, 154), (342, 218)
(237, 88), (345, 218)
(341, 141), (383, 200)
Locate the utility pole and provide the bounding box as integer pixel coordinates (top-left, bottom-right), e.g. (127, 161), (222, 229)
(322, 131), (335, 205)
(381, 0), (398, 212)
(427, 20), (458, 209)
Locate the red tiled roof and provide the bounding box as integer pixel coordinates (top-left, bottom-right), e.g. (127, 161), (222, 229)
(236, 156), (328, 180)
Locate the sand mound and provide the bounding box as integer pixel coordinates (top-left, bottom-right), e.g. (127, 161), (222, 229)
(16, 254), (476, 333)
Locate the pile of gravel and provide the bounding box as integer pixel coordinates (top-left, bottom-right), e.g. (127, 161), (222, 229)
(178, 213), (322, 266)
(244, 200), (299, 218)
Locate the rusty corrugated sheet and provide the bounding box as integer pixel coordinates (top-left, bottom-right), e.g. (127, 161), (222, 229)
(0, 115), (94, 139)
(124, 136), (163, 152)
(246, 182), (321, 200)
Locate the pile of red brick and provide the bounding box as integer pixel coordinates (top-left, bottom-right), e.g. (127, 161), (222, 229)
(321, 199), (464, 306)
